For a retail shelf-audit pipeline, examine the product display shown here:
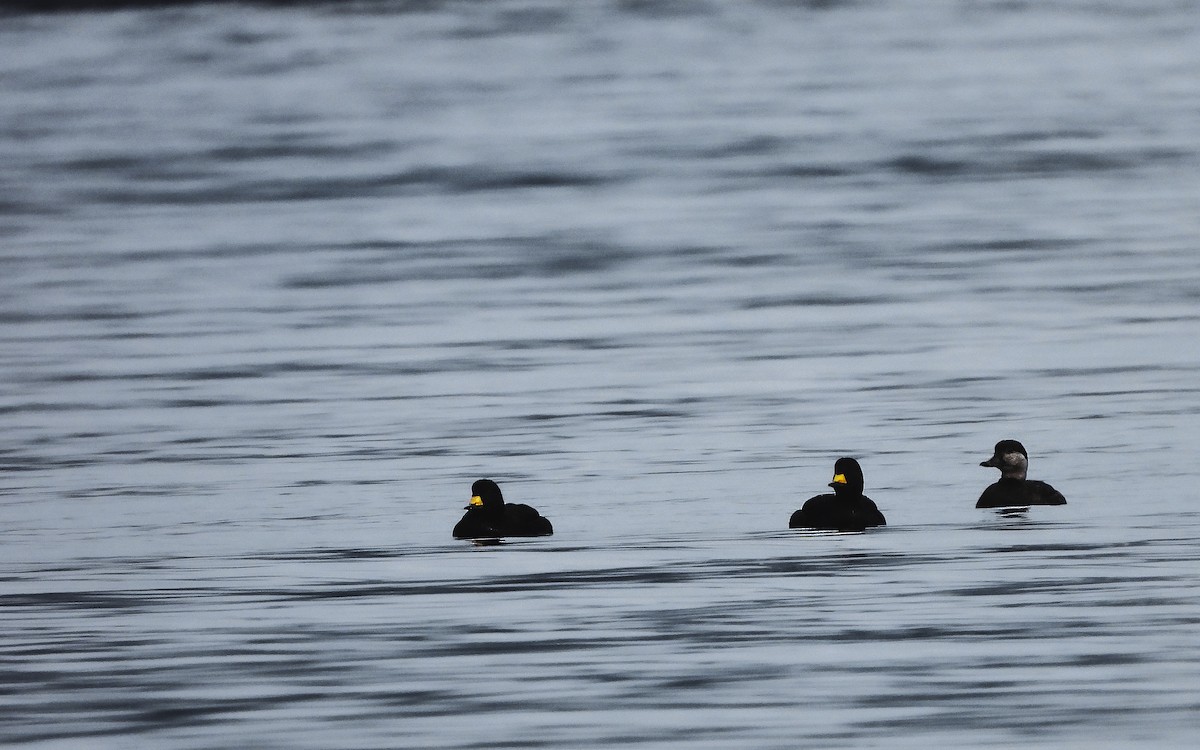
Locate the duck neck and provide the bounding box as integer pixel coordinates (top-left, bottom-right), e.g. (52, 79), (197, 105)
(999, 466), (1027, 481)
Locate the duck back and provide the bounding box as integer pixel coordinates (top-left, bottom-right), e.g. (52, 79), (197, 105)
(453, 504), (553, 539)
(976, 478), (1066, 509)
(502, 503), (554, 536)
(790, 493), (886, 532)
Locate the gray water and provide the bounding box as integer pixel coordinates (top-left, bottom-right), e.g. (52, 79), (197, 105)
(3, 1), (1200, 747)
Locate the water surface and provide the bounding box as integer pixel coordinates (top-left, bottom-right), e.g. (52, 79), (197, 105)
(2, 1), (1199, 747)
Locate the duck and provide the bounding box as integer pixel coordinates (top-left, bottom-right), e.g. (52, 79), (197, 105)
(976, 440), (1066, 509)
(789, 457), (886, 532)
(452, 479), (553, 539)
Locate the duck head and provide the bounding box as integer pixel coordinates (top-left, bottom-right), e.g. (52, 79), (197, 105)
(828, 457), (865, 496)
(467, 478), (506, 518)
(981, 440), (1028, 480)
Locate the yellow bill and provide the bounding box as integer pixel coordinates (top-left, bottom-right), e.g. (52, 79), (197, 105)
(830, 473), (847, 485)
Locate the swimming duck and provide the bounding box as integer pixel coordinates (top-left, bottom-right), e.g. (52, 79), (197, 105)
(452, 479), (553, 539)
(789, 457), (886, 531)
(976, 440), (1066, 509)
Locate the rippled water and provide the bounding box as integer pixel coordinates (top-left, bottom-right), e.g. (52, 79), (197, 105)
(3, 1), (1200, 747)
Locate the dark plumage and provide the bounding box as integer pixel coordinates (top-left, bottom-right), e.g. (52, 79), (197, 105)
(452, 479), (553, 539)
(789, 457), (886, 532)
(976, 440), (1066, 509)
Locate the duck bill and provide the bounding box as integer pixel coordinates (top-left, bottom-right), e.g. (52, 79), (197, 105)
(980, 456), (999, 468)
(828, 473), (847, 489)
(464, 494), (483, 510)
